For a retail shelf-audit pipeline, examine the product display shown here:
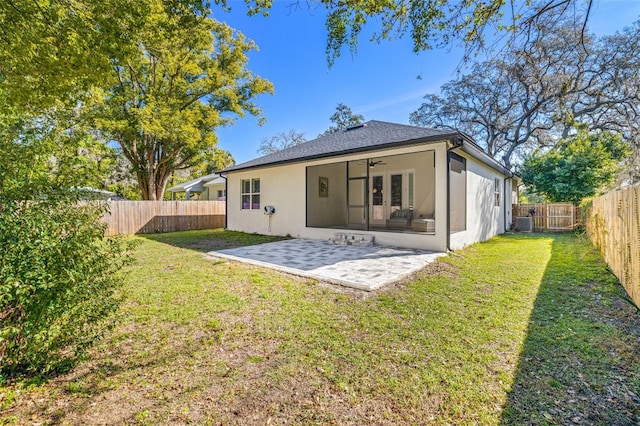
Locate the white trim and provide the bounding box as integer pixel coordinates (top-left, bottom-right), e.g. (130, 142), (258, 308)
(241, 178), (261, 210)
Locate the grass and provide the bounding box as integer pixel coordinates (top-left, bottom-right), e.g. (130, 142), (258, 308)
(1, 230), (638, 425)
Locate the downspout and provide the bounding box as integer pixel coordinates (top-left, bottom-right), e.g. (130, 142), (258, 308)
(446, 137), (464, 252)
(220, 173), (228, 229)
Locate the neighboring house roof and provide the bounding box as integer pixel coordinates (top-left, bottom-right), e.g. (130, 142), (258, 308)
(203, 176), (226, 187)
(71, 186), (123, 200)
(167, 173), (223, 193)
(221, 120), (512, 176)
(74, 186), (116, 196)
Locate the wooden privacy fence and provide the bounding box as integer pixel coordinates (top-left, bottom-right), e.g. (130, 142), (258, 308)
(103, 201), (225, 236)
(586, 186), (640, 308)
(513, 203), (578, 231)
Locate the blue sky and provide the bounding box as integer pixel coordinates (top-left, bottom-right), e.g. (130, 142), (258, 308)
(214, 0), (640, 164)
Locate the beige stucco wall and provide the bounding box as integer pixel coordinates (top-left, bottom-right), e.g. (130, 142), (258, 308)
(449, 151), (509, 250)
(226, 143), (514, 252)
(201, 183), (226, 201)
(226, 143), (450, 251)
(200, 187), (210, 200)
(306, 162), (348, 227)
(227, 142), (513, 251)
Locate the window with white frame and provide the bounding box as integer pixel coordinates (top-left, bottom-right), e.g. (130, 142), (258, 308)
(241, 179), (260, 210)
(494, 178), (501, 207)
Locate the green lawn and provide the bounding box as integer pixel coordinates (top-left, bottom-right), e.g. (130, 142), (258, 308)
(1, 230), (638, 425)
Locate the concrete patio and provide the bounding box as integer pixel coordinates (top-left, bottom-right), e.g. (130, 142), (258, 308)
(207, 238), (445, 291)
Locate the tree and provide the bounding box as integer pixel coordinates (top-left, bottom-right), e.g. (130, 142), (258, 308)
(0, 0), (210, 109)
(0, 103), (117, 196)
(321, 103), (365, 136)
(410, 20), (640, 170)
(1, 1), (272, 202)
(96, 4), (273, 200)
(257, 129), (306, 155)
(315, 0), (595, 66)
(202, 147), (237, 173)
(0, 1), (206, 378)
(567, 23), (640, 185)
(49, 132), (117, 191)
(520, 130), (629, 204)
(161, 1), (594, 68)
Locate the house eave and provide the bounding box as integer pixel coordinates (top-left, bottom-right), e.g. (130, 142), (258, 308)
(222, 134), (458, 174)
(455, 140), (513, 177)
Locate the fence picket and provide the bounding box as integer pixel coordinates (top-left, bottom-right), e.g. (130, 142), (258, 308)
(513, 203), (576, 231)
(586, 186), (640, 308)
(103, 201), (225, 236)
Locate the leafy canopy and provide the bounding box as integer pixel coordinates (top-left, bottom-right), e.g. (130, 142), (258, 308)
(195, 147), (236, 175)
(410, 20), (640, 170)
(320, 103), (365, 136)
(96, 2), (273, 200)
(0, 0), (224, 201)
(0, 0), (209, 109)
(318, 0), (595, 66)
(520, 130), (630, 204)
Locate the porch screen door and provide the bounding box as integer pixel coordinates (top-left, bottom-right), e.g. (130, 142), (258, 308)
(347, 177), (367, 229)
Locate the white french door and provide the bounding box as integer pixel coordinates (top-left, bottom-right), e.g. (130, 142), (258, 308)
(370, 173), (386, 226)
(369, 170), (414, 226)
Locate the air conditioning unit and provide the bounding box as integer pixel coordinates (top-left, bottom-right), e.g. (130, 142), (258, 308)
(515, 216), (533, 233)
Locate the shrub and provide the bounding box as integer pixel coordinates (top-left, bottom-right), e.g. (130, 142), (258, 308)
(0, 197), (133, 377)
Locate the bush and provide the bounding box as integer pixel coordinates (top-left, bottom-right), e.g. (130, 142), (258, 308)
(0, 197), (133, 377)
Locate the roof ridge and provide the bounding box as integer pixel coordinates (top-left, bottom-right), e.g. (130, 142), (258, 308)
(365, 120), (427, 130)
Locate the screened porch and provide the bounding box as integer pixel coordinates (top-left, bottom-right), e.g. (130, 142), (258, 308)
(305, 150), (438, 234)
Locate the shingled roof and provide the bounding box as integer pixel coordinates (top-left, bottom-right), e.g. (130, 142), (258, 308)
(222, 120), (512, 176)
(223, 120), (459, 173)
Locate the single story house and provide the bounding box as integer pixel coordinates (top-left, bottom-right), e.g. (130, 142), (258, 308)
(73, 187), (123, 201)
(167, 172), (226, 201)
(221, 120), (517, 251)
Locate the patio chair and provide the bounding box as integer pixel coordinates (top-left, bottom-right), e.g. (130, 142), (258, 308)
(386, 208), (413, 230)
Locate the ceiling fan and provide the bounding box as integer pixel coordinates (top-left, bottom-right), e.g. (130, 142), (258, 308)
(368, 160), (387, 168)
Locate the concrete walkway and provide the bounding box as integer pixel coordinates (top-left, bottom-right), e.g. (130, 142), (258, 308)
(207, 239), (445, 291)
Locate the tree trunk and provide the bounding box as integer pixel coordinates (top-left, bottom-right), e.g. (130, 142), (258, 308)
(136, 170), (157, 201)
(138, 181), (156, 201)
(135, 170), (172, 201)
(154, 175), (170, 201)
